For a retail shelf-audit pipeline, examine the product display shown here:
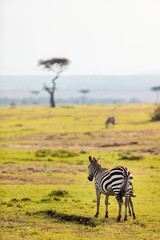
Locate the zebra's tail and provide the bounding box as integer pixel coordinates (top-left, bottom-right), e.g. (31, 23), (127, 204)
(118, 167), (128, 199)
(130, 189), (136, 197)
(131, 194), (136, 197)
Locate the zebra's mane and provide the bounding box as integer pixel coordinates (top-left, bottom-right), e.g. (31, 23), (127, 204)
(93, 157), (102, 167)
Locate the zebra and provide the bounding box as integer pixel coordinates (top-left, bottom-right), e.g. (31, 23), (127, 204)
(88, 155), (136, 222)
(105, 117), (115, 128)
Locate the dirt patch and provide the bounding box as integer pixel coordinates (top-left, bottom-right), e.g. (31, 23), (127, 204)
(26, 210), (97, 227)
(0, 166), (85, 185)
(0, 174), (74, 185)
(0, 166), (85, 174)
(1, 129), (160, 154)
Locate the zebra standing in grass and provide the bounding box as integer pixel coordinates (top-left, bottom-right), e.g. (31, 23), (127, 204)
(88, 156), (136, 222)
(105, 117), (115, 128)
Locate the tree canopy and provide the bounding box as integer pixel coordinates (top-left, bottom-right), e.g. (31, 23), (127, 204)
(151, 86), (160, 92)
(39, 58), (70, 74)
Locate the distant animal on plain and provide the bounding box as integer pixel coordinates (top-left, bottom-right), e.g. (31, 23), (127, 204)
(87, 155), (136, 222)
(10, 102), (16, 108)
(105, 117), (115, 127)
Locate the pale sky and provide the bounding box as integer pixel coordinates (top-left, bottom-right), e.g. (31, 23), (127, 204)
(0, 0), (160, 75)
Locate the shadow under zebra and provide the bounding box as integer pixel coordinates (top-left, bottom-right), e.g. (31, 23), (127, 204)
(26, 210), (97, 227)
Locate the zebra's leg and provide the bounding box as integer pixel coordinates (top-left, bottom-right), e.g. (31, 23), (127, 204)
(129, 197), (136, 219)
(116, 196), (123, 222)
(128, 198), (132, 216)
(105, 195), (109, 218)
(124, 195), (129, 221)
(95, 189), (101, 218)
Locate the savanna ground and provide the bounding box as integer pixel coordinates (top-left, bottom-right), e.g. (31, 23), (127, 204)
(0, 104), (160, 240)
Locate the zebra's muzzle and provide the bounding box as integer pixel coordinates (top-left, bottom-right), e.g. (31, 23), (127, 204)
(88, 176), (93, 181)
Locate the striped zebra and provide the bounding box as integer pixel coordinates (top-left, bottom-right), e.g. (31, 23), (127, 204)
(88, 155), (136, 222)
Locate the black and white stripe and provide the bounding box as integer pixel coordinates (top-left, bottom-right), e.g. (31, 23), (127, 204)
(88, 156), (136, 222)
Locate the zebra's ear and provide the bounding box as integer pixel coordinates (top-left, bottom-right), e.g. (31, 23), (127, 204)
(89, 156), (92, 161)
(96, 155), (101, 162)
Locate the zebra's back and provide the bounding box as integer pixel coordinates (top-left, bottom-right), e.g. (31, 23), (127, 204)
(95, 166), (133, 197)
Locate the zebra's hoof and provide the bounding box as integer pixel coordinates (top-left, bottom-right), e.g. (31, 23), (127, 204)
(124, 217), (127, 221)
(94, 214), (98, 218)
(117, 217), (121, 222)
(105, 214), (108, 218)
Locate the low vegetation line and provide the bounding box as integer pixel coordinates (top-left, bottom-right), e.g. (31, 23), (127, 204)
(26, 210), (97, 227)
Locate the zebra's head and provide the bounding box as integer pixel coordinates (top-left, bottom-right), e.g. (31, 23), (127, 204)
(88, 155), (101, 181)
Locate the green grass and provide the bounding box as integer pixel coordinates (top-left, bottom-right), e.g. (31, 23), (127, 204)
(0, 104), (160, 239)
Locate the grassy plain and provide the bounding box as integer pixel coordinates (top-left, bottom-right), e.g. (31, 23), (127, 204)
(0, 104), (160, 240)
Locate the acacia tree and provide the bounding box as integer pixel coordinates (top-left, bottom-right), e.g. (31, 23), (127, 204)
(39, 58), (70, 107)
(79, 89), (90, 103)
(151, 86), (160, 103)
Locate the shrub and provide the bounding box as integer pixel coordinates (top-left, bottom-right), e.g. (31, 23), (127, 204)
(35, 148), (78, 158)
(53, 197), (61, 201)
(16, 202), (23, 208)
(48, 189), (68, 197)
(7, 201), (13, 207)
(11, 198), (19, 202)
(41, 198), (51, 202)
(51, 149), (78, 158)
(21, 198), (31, 201)
(119, 153), (143, 161)
(35, 149), (52, 157)
(80, 150), (87, 154)
(151, 104), (160, 121)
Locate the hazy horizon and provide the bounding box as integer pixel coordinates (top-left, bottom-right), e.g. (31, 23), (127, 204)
(0, 74), (159, 103)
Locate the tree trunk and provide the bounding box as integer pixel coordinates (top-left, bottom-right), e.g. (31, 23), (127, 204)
(43, 78), (56, 107)
(50, 91), (55, 108)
